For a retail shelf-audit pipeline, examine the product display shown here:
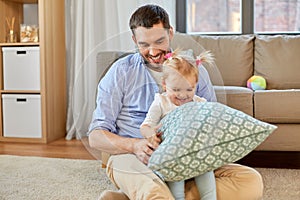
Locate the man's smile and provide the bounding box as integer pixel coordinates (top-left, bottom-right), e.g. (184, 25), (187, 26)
(147, 53), (165, 64)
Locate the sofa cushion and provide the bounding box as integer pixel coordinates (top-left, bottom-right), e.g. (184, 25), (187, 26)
(254, 35), (300, 89)
(148, 102), (276, 182)
(172, 34), (254, 87)
(194, 35), (254, 87)
(96, 51), (134, 79)
(254, 89), (300, 123)
(214, 86), (253, 116)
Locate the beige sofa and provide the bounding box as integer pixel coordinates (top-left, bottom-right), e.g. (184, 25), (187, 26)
(171, 33), (300, 151)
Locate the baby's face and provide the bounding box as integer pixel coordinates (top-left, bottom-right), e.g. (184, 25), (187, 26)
(164, 72), (197, 106)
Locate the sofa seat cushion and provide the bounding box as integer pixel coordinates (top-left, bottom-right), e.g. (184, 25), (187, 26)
(254, 35), (300, 89)
(254, 89), (300, 123)
(214, 86), (253, 116)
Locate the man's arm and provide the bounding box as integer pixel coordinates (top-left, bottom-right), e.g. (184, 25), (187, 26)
(89, 129), (137, 154)
(89, 129), (160, 164)
(89, 55), (161, 164)
(197, 65), (217, 102)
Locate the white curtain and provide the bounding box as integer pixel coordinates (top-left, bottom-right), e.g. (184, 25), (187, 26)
(65, 0), (176, 140)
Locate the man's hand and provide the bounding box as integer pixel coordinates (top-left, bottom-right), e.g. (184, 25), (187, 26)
(132, 133), (162, 165)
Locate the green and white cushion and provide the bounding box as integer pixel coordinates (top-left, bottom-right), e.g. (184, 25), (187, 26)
(148, 102), (277, 182)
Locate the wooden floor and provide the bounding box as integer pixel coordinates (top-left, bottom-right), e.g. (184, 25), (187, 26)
(1, 137), (299, 169)
(0, 137), (96, 160)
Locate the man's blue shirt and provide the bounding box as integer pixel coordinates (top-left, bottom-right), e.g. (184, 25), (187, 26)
(88, 53), (216, 138)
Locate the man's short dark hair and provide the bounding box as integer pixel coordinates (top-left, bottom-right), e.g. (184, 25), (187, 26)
(129, 4), (171, 31)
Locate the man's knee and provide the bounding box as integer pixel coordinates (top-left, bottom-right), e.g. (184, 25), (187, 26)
(185, 164), (264, 200)
(215, 164), (264, 200)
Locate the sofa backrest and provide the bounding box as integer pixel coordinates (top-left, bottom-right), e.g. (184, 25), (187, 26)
(96, 51), (133, 81)
(172, 33), (254, 87)
(97, 34), (300, 90)
(254, 35), (300, 89)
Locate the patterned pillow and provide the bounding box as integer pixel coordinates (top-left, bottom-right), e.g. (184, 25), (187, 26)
(148, 102), (277, 182)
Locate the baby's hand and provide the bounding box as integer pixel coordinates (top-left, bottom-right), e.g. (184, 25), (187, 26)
(140, 124), (163, 150)
(154, 124), (163, 141)
(147, 131), (162, 150)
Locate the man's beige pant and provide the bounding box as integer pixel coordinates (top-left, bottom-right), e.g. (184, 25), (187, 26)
(106, 154), (263, 200)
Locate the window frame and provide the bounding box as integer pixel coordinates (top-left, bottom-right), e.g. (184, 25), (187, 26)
(176, 0), (299, 35)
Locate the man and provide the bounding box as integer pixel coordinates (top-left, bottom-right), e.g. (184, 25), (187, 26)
(89, 4), (263, 200)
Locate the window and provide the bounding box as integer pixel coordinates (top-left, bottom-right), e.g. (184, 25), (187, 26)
(186, 0), (241, 34)
(177, 0), (300, 34)
(254, 0), (300, 33)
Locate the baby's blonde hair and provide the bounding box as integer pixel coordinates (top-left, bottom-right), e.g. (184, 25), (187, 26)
(162, 49), (214, 82)
(162, 50), (198, 82)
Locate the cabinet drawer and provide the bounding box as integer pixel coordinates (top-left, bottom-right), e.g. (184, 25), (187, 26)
(2, 46), (40, 90)
(2, 94), (42, 138)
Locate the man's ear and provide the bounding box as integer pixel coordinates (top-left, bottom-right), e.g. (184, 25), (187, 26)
(132, 34), (137, 44)
(169, 26), (174, 40)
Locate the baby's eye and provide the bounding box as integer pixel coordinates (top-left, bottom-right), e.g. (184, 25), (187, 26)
(172, 88), (180, 92)
(187, 88), (193, 92)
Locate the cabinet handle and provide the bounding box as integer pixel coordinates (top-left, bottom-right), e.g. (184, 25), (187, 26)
(16, 50), (27, 55)
(16, 98), (27, 102)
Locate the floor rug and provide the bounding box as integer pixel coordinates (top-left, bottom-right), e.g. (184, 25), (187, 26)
(0, 155), (299, 200)
(0, 155), (115, 200)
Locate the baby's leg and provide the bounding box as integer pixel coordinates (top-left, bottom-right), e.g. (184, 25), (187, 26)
(194, 171), (217, 200)
(167, 180), (185, 200)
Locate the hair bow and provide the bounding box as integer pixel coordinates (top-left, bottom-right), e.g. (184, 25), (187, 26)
(196, 57), (202, 66)
(164, 52), (173, 60)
